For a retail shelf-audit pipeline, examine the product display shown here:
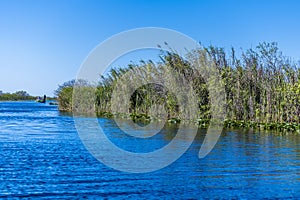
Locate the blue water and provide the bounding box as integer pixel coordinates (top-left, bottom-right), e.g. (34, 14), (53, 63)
(0, 101), (299, 199)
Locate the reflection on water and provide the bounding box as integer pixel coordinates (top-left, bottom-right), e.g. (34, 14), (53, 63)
(0, 101), (299, 198)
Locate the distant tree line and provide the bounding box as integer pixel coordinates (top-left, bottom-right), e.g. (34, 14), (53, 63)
(0, 90), (36, 101)
(56, 42), (300, 132)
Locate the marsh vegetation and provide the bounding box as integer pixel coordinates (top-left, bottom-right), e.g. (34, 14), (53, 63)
(56, 42), (300, 132)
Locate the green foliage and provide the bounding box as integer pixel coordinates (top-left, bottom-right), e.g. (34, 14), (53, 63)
(57, 86), (73, 111)
(56, 42), (300, 132)
(0, 90), (35, 101)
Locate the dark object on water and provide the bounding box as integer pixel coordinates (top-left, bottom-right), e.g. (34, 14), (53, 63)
(36, 95), (46, 103)
(49, 102), (58, 105)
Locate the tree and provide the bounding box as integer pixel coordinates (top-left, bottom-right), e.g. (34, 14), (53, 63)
(14, 90), (30, 97)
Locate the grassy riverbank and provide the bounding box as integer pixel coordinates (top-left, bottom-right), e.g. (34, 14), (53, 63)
(55, 42), (300, 133)
(0, 91), (36, 101)
(0, 91), (57, 102)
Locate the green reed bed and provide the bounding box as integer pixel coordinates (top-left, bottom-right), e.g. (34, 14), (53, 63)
(56, 42), (300, 133)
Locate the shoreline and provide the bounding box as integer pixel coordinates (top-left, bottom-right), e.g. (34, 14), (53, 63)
(63, 109), (300, 133)
(0, 98), (57, 102)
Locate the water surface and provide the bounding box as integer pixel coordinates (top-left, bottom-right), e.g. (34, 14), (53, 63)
(0, 101), (299, 199)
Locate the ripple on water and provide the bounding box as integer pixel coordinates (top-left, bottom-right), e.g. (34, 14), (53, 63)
(0, 101), (299, 199)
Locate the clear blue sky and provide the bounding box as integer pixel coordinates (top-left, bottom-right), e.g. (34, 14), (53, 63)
(1, 0), (300, 96)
